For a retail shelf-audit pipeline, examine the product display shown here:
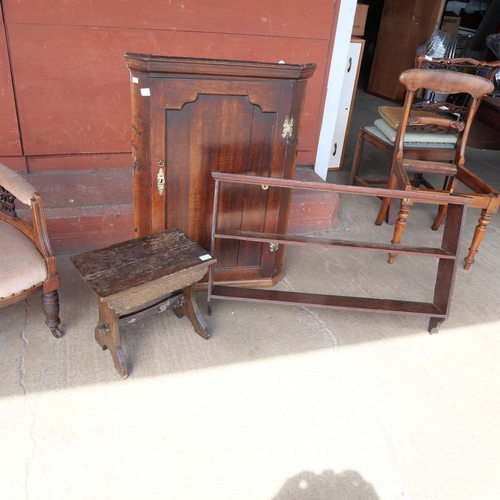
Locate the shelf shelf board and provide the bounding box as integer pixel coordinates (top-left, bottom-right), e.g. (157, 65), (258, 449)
(215, 229), (456, 259)
(211, 285), (446, 318)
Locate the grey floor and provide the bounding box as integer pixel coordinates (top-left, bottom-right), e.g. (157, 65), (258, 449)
(1, 83), (499, 499)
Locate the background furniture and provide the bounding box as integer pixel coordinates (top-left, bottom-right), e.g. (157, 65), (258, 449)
(125, 54), (315, 287)
(367, 0), (446, 101)
(376, 69), (497, 270)
(71, 228), (216, 379)
(469, 95), (500, 149)
(350, 56), (500, 191)
(208, 172), (471, 334)
(0, 162), (62, 337)
(326, 37), (365, 171)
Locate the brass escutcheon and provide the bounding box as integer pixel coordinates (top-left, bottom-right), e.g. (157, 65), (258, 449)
(157, 167), (165, 196)
(269, 242), (279, 252)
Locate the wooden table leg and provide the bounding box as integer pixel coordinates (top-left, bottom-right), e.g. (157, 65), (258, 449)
(172, 285), (210, 340)
(95, 301), (128, 379)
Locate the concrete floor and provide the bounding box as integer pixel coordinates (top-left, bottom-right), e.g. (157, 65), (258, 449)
(1, 85), (500, 499)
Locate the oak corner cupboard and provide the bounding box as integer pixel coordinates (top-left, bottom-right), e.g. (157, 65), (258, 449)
(125, 53), (316, 286)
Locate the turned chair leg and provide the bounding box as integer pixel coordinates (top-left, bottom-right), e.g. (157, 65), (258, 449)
(431, 176), (457, 231)
(432, 205), (448, 231)
(464, 208), (492, 270)
(388, 199), (411, 264)
(375, 168), (398, 226)
(349, 129), (366, 185)
(42, 289), (63, 338)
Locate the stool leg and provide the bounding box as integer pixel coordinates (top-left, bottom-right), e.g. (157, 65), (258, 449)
(95, 301), (128, 379)
(173, 285), (210, 340)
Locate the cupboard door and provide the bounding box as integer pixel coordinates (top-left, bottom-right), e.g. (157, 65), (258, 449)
(157, 79), (293, 283)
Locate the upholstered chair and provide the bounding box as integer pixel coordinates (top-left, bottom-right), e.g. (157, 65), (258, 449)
(0, 162), (62, 337)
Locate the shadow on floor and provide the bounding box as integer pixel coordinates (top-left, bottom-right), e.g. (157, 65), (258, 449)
(271, 470), (380, 500)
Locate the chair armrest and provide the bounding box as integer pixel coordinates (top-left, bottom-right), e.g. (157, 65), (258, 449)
(0, 162), (36, 206)
(0, 163), (55, 261)
(29, 193), (56, 261)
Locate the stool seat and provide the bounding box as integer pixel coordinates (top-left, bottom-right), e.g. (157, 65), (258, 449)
(72, 228), (216, 379)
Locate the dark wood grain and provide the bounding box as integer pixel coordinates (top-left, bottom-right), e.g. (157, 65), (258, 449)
(126, 54), (315, 286)
(211, 286), (445, 317)
(215, 229), (456, 258)
(212, 171), (472, 206)
(71, 228), (215, 299)
(71, 228), (216, 378)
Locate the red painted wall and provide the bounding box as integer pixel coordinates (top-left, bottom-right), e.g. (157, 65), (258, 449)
(0, 0), (340, 252)
(0, 0), (339, 251)
(0, 4), (22, 159)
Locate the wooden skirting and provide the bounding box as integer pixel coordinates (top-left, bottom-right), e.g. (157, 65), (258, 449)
(16, 165), (340, 253)
(289, 166), (341, 234)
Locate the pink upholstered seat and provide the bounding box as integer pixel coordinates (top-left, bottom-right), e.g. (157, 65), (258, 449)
(0, 221), (47, 298)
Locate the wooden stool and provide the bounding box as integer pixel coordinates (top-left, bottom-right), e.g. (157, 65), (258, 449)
(71, 228), (216, 379)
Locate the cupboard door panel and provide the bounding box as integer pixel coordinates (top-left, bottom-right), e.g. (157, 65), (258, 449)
(165, 94), (278, 273)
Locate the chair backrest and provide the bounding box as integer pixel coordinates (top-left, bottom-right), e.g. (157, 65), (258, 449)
(414, 55), (500, 117)
(415, 55), (500, 81)
(394, 69), (494, 168)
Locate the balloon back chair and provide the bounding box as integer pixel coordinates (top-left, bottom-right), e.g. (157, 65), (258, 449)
(0, 162), (62, 337)
(376, 69), (498, 270)
(349, 55), (500, 193)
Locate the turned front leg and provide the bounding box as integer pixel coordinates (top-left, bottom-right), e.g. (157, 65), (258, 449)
(95, 301), (128, 379)
(388, 198), (411, 264)
(42, 289), (63, 338)
(464, 209), (492, 270)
